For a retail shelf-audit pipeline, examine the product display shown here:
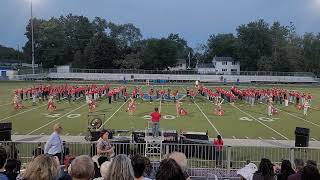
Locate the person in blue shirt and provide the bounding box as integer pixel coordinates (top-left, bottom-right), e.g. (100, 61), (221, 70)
(44, 123), (63, 163)
(0, 146), (9, 180)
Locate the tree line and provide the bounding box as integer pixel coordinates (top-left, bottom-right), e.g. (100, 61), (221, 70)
(1, 15), (319, 75)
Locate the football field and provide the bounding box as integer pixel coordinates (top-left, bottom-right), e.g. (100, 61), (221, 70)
(1, 81), (320, 141)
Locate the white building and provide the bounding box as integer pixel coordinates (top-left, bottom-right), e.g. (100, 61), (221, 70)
(169, 59), (187, 71)
(197, 57), (240, 75)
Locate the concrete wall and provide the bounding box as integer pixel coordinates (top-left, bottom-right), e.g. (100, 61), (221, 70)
(48, 72), (317, 83)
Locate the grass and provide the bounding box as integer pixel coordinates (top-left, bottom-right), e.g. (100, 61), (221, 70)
(0, 81), (320, 141)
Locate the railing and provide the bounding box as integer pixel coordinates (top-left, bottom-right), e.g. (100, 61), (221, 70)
(47, 68), (315, 77)
(1, 141), (320, 178)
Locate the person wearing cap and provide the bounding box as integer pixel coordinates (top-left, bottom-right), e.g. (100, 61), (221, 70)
(44, 123), (63, 163)
(96, 130), (114, 159)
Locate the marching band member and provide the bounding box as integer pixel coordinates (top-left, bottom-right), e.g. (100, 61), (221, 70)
(303, 100), (310, 116)
(175, 100), (187, 117)
(214, 97), (224, 116)
(13, 93), (23, 110)
(127, 97), (136, 115)
(47, 96), (56, 112)
(267, 96), (275, 116)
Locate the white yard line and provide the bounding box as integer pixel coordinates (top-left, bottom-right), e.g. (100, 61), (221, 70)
(245, 136), (249, 139)
(271, 137), (276, 140)
(100, 101), (128, 128)
(13, 132), (18, 135)
(258, 137), (263, 140)
(232, 104), (289, 140)
(0, 102), (11, 107)
(0, 104), (47, 122)
(181, 86), (221, 136)
(273, 105), (320, 128)
(232, 136), (236, 139)
(65, 133), (70, 136)
(194, 102), (221, 135)
(27, 103), (87, 135)
(311, 138), (317, 141)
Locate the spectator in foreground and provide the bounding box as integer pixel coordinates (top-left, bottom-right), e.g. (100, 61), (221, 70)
(131, 154), (151, 180)
(143, 157), (155, 179)
(93, 161), (111, 180)
(23, 154), (59, 180)
(237, 162), (257, 180)
(70, 155), (95, 180)
(0, 147), (9, 180)
(213, 135), (224, 166)
(168, 152), (190, 180)
(32, 143), (44, 158)
(58, 155), (75, 180)
(44, 123), (63, 162)
(106, 154), (134, 180)
(277, 160), (295, 180)
(156, 158), (186, 180)
(252, 158), (276, 180)
(301, 164), (320, 180)
(288, 159), (304, 180)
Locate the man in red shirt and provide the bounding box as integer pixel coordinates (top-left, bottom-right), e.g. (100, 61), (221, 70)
(150, 107), (161, 137)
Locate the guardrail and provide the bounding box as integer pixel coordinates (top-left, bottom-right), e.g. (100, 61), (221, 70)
(47, 68), (315, 77)
(1, 141), (320, 177)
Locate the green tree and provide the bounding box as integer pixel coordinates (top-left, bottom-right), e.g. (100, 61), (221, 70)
(236, 19), (272, 71)
(84, 33), (118, 69)
(140, 38), (178, 70)
(205, 33), (237, 61)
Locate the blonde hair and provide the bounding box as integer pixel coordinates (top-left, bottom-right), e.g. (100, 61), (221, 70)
(168, 151), (188, 171)
(106, 154), (134, 180)
(23, 155), (59, 180)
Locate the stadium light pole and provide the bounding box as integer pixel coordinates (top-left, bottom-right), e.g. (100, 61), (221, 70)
(30, 0), (35, 74)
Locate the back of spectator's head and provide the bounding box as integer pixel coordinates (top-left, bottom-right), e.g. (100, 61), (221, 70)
(280, 159), (295, 174)
(100, 161), (111, 178)
(256, 158), (274, 177)
(106, 154), (134, 180)
(306, 160), (317, 167)
(70, 155), (95, 180)
(168, 152), (188, 172)
(131, 154), (146, 178)
(156, 158), (186, 180)
(301, 164), (320, 180)
(0, 146), (7, 169)
(294, 159), (305, 171)
(98, 156), (109, 166)
(23, 155), (59, 180)
(64, 155), (75, 170)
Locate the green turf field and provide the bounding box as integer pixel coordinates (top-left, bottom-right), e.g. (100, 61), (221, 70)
(1, 81), (320, 140)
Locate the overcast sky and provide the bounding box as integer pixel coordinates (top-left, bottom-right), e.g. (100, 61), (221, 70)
(1, 0), (320, 49)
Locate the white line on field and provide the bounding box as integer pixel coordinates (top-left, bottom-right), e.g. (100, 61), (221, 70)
(13, 132), (18, 135)
(100, 101), (128, 128)
(245, 136), (249, 139)
(40, 133), (44, 135)
(258, 137), (263, 140)
(194, 102), (221, 135)
(27, 103), (86, 135)
(311, 138), (317, 141)
(159, 98), (162, 114)
(65, 133), (70, 136)
(271, 137), (276, 140)
(232, 136), (236, 139)
(181, 86), (221, 136)
(0, 102), (11, 107)
(271, 105), (320, 128)
(232, 104), (289, 140)
(0, 104), (47, 122)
